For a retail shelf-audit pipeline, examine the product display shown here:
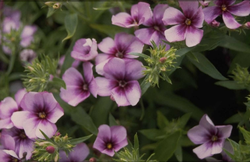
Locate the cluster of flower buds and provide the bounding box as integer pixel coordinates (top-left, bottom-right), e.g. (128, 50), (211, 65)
(231, 64), (250, 89)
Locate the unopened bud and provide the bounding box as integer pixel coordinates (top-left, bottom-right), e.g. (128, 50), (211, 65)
(27, 66), (34, 71)
(89, 157), (97, 162)
(159, 57), (167, 63)
(243, 22), (250, 29)
(45, 1), (55, 7)
(53, 2), (61, 9)
(54, 131), (61, 136)
(210, 20), (220, 27)
(110, 95), (115, 101)
(46, 146), (55, 154)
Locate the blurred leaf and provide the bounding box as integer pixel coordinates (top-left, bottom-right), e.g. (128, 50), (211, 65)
(220, 35), (250, 54)
(140, 76), (151, 96)
(215, 81), (245, 90)
(47, 7), (56, 18)
(239, 126), (250, 145)
(129, 52), (150, 59)
(134, 133), (139, 152)
(155, 131), (181, 161)
(90, 97), (113, 127)
(69, 134), (93, 145)
(225, 113), (242, 124)
(175, 145), (182, 162)
(90, 24), (127, 37)
(188, 52), (228, 81)
(139, 129), (165, 141)
(229, 53), (250, 73)
(225, 139), (242, 161)
(109, 113), (118, 126)
(157, 111), (169, 129)
(62, 13), (78, 42)
(178, 113), (192, 129)
(51, 77), (66, 89)
(71, 107), (98, 135)
(175, 47), (193, 57)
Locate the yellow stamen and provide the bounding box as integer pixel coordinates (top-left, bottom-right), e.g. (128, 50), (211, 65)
(221, 5), (227, 11)
(107, 143), (112, 149)
(39, 112), (46, 119)
(185, 19), (192, 26)
(211, 135), (218, 141)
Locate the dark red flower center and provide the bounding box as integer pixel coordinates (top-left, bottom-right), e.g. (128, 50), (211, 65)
(119, 80), (127, 87)
(221, 4), (227, 11)
(38, 112), (46, 119)
(185, 19), (192, 26)
(106, 143), (113, 150)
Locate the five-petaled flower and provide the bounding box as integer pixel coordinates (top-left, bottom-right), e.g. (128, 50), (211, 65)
(203, 0), (250, 29)
(93, 124), (128, 157)
(187, 114), (232, 159)
(163, 1), (204, 47)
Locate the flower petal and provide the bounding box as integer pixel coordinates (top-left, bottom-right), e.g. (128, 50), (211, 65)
(0, 97), (18, 118)
(112, 13), (134, 28)
(162, 7), (185, 25)
(135, 28), (155, 45)
(14, 88), (27, 106)
(17, 138), (34, 160)
(222, 12), (241, 29)
(0, 118), (13, 129)
(23, 117), (39, 139)
(114, 138), (128, 152)
(199, 114), (217, 134)
(132, 2), (152, 24)
(103, 58), (125, 80)
(179, 1), (198, 18)
(89, 79), (98, 98)
(193, 142), (213, 159)
(42, 92), (58, 113)
(164, 25), (186, 43)
(21, 92), (43, 112)
(124, 81), (141, 106)
(125, 59), (145, 80)
(111, 87), (130, 107)
(83, 62), (94, 84)
(1, 134), (15, 150)
(187, 125), (210, 144)
(96, 77), (117, 96)
(228, 1), (250, 16)
(35, 120), (57, 139)
(62, 67), (83, 87)
(93, 136), (106, 152)
(101, 148), (115, 157)
(214, 0), (235, 6)
(203, 6), (221, 24)
(95, 57), (111, 75)
(46, 103), (64, 123)
(152, 4), (168, 22)
(211, 141), (224, 155)
(125, 39), (144, 57)
(191, 7), (204, 28)
(69, 143), (89, 161)
(114, 33), (135, 52)
(11, 111), (32, 129)
(111, 125), (127, 144)
(97, 124), (111, 142)
(185, 26), (203, 47)
(216, 125), (233, 139)
(98, 37), (116, 54)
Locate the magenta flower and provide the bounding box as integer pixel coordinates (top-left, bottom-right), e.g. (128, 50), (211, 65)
(112, 2), (152, 28)
(203, 0), (250, 29)
(187, 114), (232, 159)
(0, 89), (26, 129)
(71, 38), (98, 61)
(95, 32), (143, 75)
(93, 124), (128, 157)
(96, 58), (145, 107)
(11, 92), (64, 139)
(60, 62), (98, 106)
(20, 25), (37, 47)
(0, 134), (21, 161)
(59, 143), (89, 162)
(163, 1), (204, 47)
(2, 127), (34, 160)
(134, 4), (168, 46)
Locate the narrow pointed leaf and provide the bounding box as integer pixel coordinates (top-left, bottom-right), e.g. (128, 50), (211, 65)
(62, 13), (78, 42)
(69, 134), (93, 145)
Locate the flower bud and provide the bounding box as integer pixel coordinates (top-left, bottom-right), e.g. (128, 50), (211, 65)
(243, 22), (250, 29)
(89, 157), (96, 162)
(159, 57), (167, 63)
(53, 2), (61, 9)
(210, 20), (220, 27)
(46, 146), (55, 154)
(45, 1), (55, 7)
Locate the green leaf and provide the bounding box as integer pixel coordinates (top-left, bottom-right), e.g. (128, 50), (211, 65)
(128, 52), (150, 59)
(90, 24), (128, 37)
(187, 52), (228, 81)
(155, 131), (181, 161)
(90, 97), (113, 127)
(225, 113), (242, 124)
(140, 77), (151, 96)
(157, 111), (169, 129)
(69, 134), (93, 145)
(134, 133), (139, 152)
(62, 13), (78, 42)
(175, 145), (182, 162)
(139, 129), (165, 141)
(178, 113), (192, 129)
(51, 77), (66, 89)
(215, 81), (245, 90)
(239, 126), (250, 145)
(225, 139), (242, 161)
(220, 35), (250, 54)
(39, 130), (53, 142)
(71, 107), (98, 135)
(175, 47), (193, 57)
(109, 113), (117, 126)
(47, 7), (56, 18)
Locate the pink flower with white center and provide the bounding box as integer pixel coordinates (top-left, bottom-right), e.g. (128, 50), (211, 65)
(93, 124), (128, 157)
(2, 127), (34, 160)
(0, 89), (26, 129)
(60, 62), (98, 106)
(59, 143), (89, 162)
(96, 58), (145, 107)
(11, 92), (64, 139)
(163, 1), (204, 47)
(134, 4), (169, 46)
(71, 38), (98, 61)
(95, 32), (144, 75)
(112, 2), (152, 28)
(203, 0), (250, 29)
(187, 114), (232, 159)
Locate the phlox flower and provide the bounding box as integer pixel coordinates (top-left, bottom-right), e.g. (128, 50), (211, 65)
(20, 49), (37, 63)
(71, 38), (98, 61)
(187, 114), (232, 159)
(112, 2), (152, 28)
(95, 32), (143, 75)
(2, 127), (34, 160)
(60, 62), (98, 106)
(96, 58), (145, 107)
(20, 25), (37, 47)
(59, 143), (89, 162)
(203, 0), (250, 29)
(162, 1), (204, 47)
(93, 124), (128, 157)
(0, 89), (26, 129)
(11, 92), (64, 139)
(134, 4), (169, 46)
(0, 134), (21, 161)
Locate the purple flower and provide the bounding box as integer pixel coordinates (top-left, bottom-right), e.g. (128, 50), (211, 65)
(59, 143), (89, 162)
(0, 89), (26, 129)
(187, 114), (232, 159)
(93, 124), (128, 157)
(95, 32), (143, 75)
(20, 49), (37, 63)
(96, 58), (145, 107)
(20, 25), (37, 47)
(0, 134), (21, 161)
(11, 92), (64, 139)
(112, 2), (152, 28)
(71, 38), (98, 61)
(203, 0), (250, 29)
(2, 127), (34, 160)
(134, 4), (168, 46)
(162, 1), (204, 47)
(60, 62), (98, 106)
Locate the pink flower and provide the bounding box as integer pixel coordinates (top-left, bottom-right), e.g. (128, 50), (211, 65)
(71, 38), (98, 61)
(93, 124), (127, 157)
(96, 58), (145, 107)
(60, 62), (98, 106)
(163, 1), (204, 47)
(59, 143), (89, 162)
(203, 0), (250, 29)
(11, 92), (64, 139)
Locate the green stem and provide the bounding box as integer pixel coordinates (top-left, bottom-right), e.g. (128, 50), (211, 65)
(6, 45), (16, 75)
